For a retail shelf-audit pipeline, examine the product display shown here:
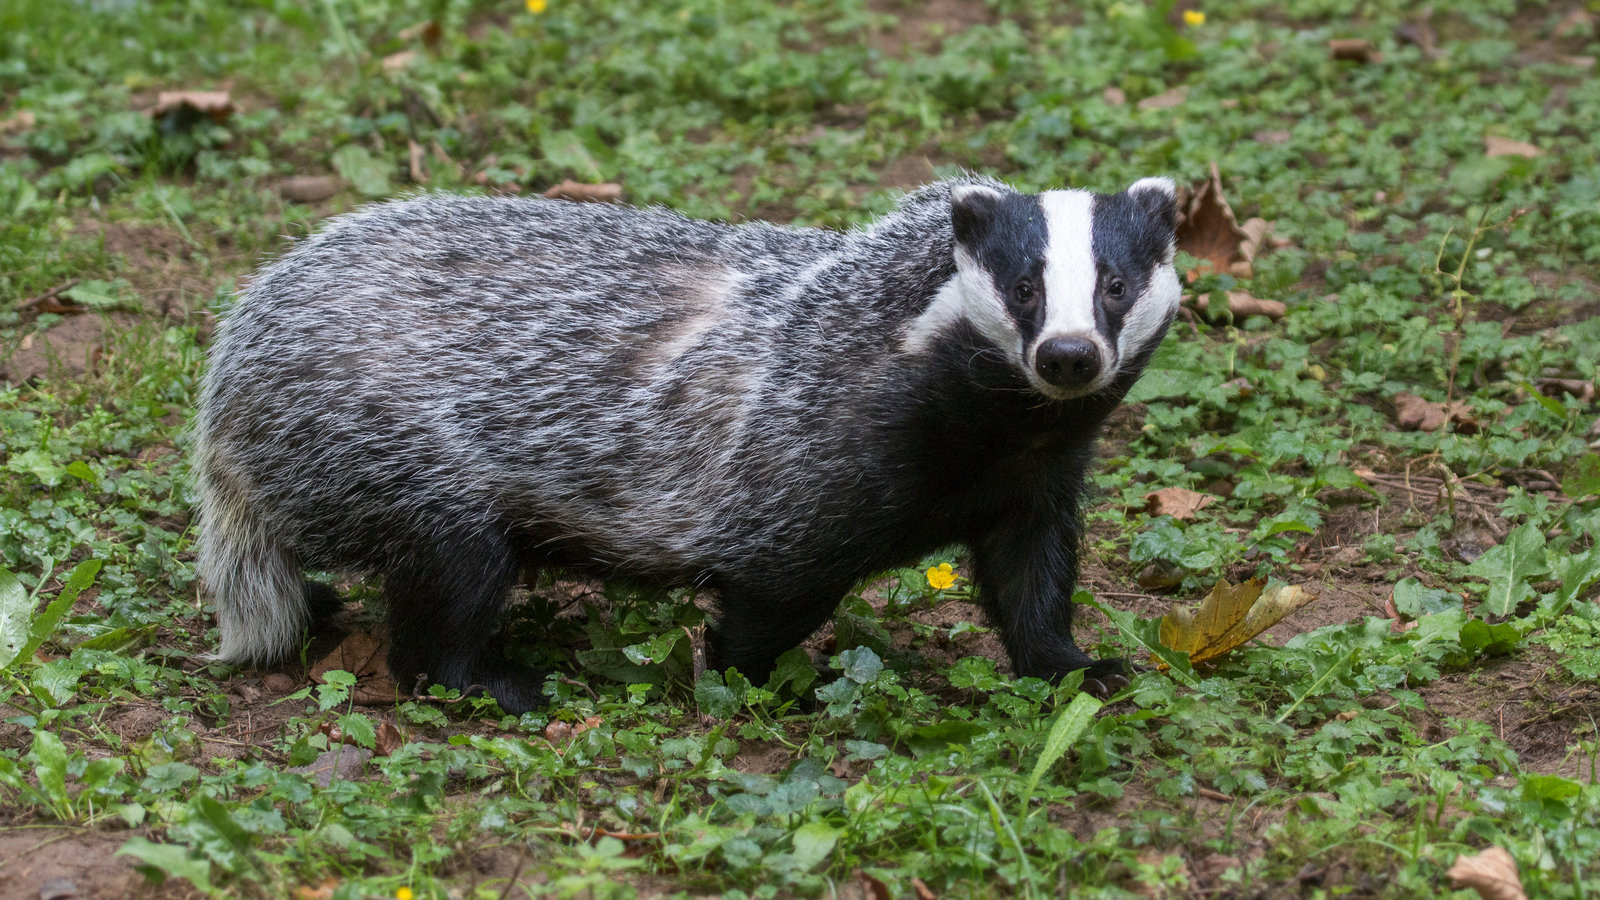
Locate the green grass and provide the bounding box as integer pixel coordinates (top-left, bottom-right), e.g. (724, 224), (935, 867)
(3, 0), (1599, 897)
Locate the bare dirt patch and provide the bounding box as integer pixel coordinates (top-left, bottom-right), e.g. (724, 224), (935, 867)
(0, 827), (197, 900)
(867, 0), (997, 57)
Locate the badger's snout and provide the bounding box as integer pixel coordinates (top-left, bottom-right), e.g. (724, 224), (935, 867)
(1034, 336), (1102, 389)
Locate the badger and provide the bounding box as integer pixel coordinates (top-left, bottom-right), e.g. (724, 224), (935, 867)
(193, 175), (1181, 714)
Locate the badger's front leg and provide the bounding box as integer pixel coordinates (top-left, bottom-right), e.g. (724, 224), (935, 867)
(973, 507), (1129, 697)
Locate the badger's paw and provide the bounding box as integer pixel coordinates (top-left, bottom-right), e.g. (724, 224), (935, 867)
(475, 663), (552, 715)
(1078, 657), (1134, 699)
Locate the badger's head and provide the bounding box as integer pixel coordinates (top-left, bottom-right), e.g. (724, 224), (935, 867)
(922, 177), (1181, 402)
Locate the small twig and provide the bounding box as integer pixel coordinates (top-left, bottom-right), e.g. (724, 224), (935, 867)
(17, 278), (80, 310)
(557, 676), (599, 700)
(494, 843), (530, 900)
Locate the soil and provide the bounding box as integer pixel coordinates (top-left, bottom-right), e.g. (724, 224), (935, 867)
(0, 827), (199, 900)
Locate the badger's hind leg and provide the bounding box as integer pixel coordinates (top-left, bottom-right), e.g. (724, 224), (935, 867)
(382, 525), (548, 714)
(710, 578), (847, 686)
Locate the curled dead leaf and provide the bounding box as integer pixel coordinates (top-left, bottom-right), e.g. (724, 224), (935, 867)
(1187, 290), (1286, 321)
(543, 180), (623, 203)
(544, 715), (603, 742)
(1394, 393), (1477, 433)
(279, 175), (343, 203)
(1176, 163), (1253, 280)
(1158, 578), (1317, 667)
(1484, 135), (1543, 159)
(1447, 847), (1527, 900)
(149, 90), (233, 123)
(1329, 38), (1381, 63)
(397, 20), (443, 45)
(1144, 487), (1215, 520)
(0, 110), (36, 135)
(381, 49), (419, 72)
(1535, 377), (1596, 404)
(311, 631), (402, 705)
(374, 722), (405, 757)
(407, 139), (429, 184)
(1394, 8), (1438, 58)
(291, 878), (340, 900)
(1137, 85), (1188, 110)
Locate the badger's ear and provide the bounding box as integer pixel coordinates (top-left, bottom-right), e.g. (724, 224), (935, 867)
(950, 183), (1004, 248)
(1126, 176), (1178, 233)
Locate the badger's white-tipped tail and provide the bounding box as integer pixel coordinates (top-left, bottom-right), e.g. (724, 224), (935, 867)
(195, 453), (308, 665)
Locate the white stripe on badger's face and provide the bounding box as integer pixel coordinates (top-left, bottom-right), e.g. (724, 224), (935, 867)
(1034, 189), (1115, 396)
(901, 253), (1025, 368)
(1117, 259), (1181, 369)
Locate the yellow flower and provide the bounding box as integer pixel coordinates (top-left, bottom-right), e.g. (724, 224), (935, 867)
(525, 0), (547, 13)
(926, 563), (957, 590)
(396, 889), (414, 900)
(1182, 9), (1206, 26)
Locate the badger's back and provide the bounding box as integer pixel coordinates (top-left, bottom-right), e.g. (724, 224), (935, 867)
(196, 195), (945, 579)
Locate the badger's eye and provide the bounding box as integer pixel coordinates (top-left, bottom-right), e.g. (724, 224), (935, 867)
(1015, 280), (1036, 302)
(1107, 279), (1126, 298)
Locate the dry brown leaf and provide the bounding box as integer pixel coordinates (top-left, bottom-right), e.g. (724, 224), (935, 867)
(1144, 487), (1215, 520)
(1329, 38), (1381, 62)
(292, 878), (340, 900)
(0, 110), (36, 135)
(1447, 847), (1527, 900)
(381, 49), (419, 72)
(1484, 135), (1543, 159)
(397, 20), (443, 45)
(1137, 85), (1189, 110)
(1159, 578), (1316, 666)
(311, 631), (402, 705)
(544, 715), (603, 742)
(542, 179), (623, 203)
(1382, 593), (1418, 634)
(374, 722), (405, 757)
(1394, 8), (1438, 58)
(911, 877), (939, 900)
(859, 871), (892, 900)
(1553, 8), (1597, 38)
(407, 138), (429, 184)
(1394, 393), (1476, 432)
(1535, 377), (1596, 404)
(1187, 290), (1286, 321)
(1102, 86), (1127, 106)
(1176, 163), (1252, 280)
(279, 175), (342, 203)
(149, 90), (233, 123)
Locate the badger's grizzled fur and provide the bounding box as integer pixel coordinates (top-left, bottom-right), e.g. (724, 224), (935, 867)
(194, 176), (1181, 713)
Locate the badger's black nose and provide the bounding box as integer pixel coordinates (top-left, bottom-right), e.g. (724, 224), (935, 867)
(1035, 337), (1101, 388)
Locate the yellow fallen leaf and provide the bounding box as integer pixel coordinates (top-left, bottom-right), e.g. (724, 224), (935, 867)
(1158, 578), (1316, 666)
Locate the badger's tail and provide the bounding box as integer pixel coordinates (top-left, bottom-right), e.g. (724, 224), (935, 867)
(194, 449), (309, 665)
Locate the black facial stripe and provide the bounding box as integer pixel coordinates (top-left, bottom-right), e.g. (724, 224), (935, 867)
(955, 191), (1050, 344)
(1091, 191), (1173, 344)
